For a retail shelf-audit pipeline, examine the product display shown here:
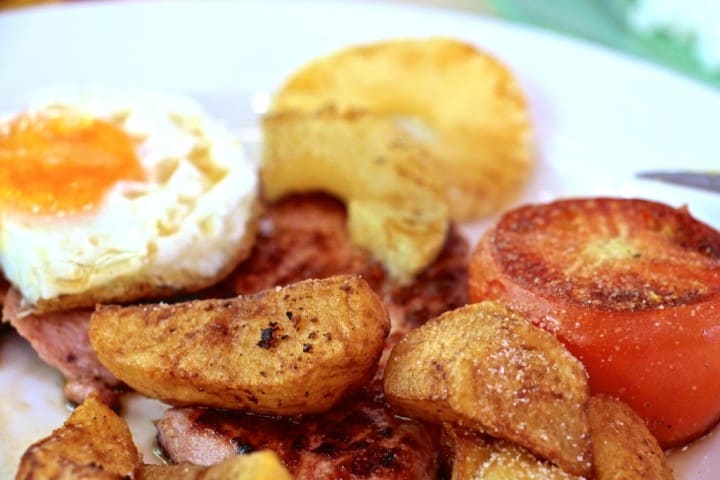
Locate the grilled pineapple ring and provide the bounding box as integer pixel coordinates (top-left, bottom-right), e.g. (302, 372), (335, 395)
(262, 110), (448, 282)
(269, 37), (533, 221)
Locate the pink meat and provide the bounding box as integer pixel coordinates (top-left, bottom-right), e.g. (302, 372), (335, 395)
(156, 389), (439, 479)
(3, 287), (123, 406)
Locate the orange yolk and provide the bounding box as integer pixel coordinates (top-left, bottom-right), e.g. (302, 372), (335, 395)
(0, 111), (144, 216)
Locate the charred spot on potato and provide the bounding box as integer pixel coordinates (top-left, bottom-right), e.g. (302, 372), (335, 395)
(208, 320), (230, 338)
(237, 389), (259, 405)
(257, 322), (280, 349)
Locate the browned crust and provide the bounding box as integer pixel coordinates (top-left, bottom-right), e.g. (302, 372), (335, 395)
(15, 395), (141, 479)
(589, 395), (674, 480)
(156, 388), (439, 480)
(486, 197), (720, 311)
(89, 275), (390, 415)
(221, 193), (385, 296)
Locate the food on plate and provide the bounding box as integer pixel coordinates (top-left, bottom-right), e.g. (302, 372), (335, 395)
(442, 395), (674, 479)
(6, 41), (706, 480)
(221, 193), (387, 295)
(219, 193), (469, 377)
(156, 388), (438, 479)
(14, 393), (292, 480)
(262, 109), (448, 282)
(383, 301), (592, 477)
(0, 276), (7, 334)
(2, 191), (466, 409)
(15, 394), (141, 480)
(3, 287), (122, 406)
(441, 425), (583, 480)
(0, 89), (260, 315)
(468, 197), (720, 447)
(89, 275), (390, 415)
(588, 395), (673, 480)
(269, 37), (533, 221)
(149, 195), (467, 479)
(139, 451), (292, 480)
(0, 274), (9, 306)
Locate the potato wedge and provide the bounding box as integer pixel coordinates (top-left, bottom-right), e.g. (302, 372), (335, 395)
(588, 395), (674, 480)
(442, 425), (583, 480)
(262, 109), (448, 283)
(140, 451), (292, 480)
(15, 394), (141, 480)
(383, 301), (591, 477)
(90, 275), (390, 415)
(270, 37), (533, 221)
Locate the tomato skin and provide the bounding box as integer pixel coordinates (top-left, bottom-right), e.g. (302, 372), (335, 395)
(469, 200), (720, 448)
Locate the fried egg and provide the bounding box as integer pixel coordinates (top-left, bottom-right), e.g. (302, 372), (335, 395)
(0, 89), (259, 313)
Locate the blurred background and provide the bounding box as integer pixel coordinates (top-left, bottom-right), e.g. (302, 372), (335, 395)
(2, 0), (719, 89)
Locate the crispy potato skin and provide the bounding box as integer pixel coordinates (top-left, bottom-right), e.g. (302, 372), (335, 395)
(15, 395), (140, 480)
(588, 395), (674, 480)
(442, 426), (583, 480)
(139, 451), (292, 480)
(441, 426), (493, 480)
(90, 275), (390, 415)
(383, 301), (591, 477)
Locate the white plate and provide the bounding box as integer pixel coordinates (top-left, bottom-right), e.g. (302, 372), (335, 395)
(1, 1), (719, 478)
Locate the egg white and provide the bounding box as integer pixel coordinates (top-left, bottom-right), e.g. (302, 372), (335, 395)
(0, 89), (259, 309)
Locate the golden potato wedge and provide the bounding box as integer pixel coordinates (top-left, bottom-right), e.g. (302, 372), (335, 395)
(90, 275), (390, 415)
(262, 109), (448, 283)
(588, 395), (674, 480)
(383, 301), (591, 477)
(15, 394), (141, 480)
(140, 451), (292, 480)
(443, 425), (583, 480)
(270, 37), (533, 221)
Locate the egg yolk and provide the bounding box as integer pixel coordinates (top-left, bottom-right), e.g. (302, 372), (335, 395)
(0, 111), (144, 216)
